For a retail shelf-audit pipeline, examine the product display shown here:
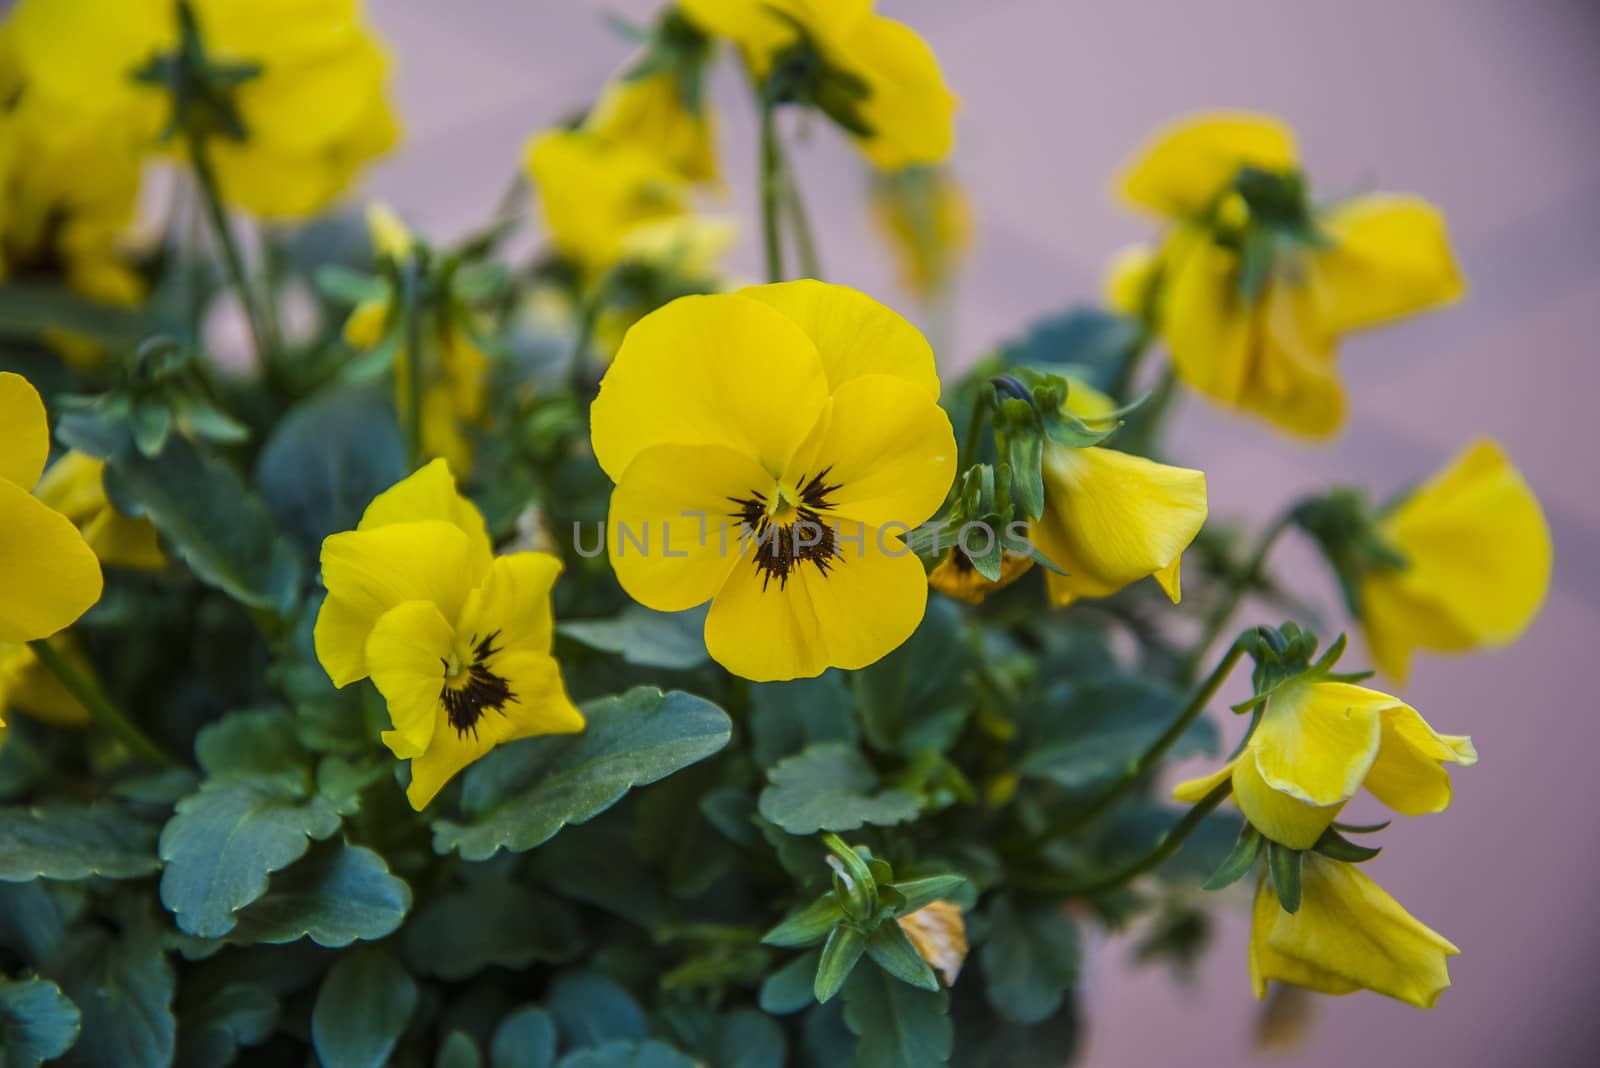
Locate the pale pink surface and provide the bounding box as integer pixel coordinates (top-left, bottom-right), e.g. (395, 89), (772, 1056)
(365, 1), (1600, 1062)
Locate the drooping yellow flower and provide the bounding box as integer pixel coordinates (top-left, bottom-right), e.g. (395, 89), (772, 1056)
(1249, 856), (1458, 1009)
(1117, 112), (1464, 438)
(0, 372), (104, 646)
(680, 0), (956, 169)
(586, 70), (720, 185)
(8, 0), (400, 221)
(313, 460), (583, 809)
(1361, 439), (1550, 683)
(871, 165), (973, 299)
(1174, 677), (1477, 849)
(591, 280), (955, 681)
(32, 453), (164, 571)
(524, 128), (690, 279)
(927, 547), (1032, 606)
(1028, 379), (1207, 606)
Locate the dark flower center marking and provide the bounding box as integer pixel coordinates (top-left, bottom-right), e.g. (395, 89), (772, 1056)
(440, 630), (516, 738)
(728, 467), (844, 591)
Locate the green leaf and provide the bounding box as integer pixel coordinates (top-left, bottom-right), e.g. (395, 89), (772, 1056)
(0, 803), (160, 881)
(59, 423), (302, 615)
(1006, 427), (1045, 521)
(438, 1032), (484, 1068)
(748, 672), (859, 769)
(763, 893), (845, 948)
(1202, 822), (1263, 890)
(758, 743), (919, 836)
(547, 972), (647, 1048)
(841, 963), (952, 1068)
(813, 925), (866, 1004)
(490, 1007), (558, 1068)
(759, 949), (821, 1015)
(433, 688), (732, 860)
(889, 875), (968, 915)
(713, 1010), (787, 1068)
(998, 308), (1143, 394)
(255, 385), (406, 554)
(0, 281), (154, 346)
(1016, 675), (1216, 791)
(979, 896), (1079, 1025)
(865, 921), (939, 991)
(46, 911), (174, 1068)
(158, 778), (342, 938)
(315, 265), (388, 305)
(558, 605), (708, 670)
(229, 841), (411, 947)
(1268, 842), (1302, 913)
(312, 946), (418, 1068)
(403, 881), (582, 981)
(555, 1042), (697, 1068)
(852, 598), (968, 754)
(194, 708), (305, 784)
(175, 981), (278, 1068)
(0, 977), (80, 1067)
(0, 882), (68, 964)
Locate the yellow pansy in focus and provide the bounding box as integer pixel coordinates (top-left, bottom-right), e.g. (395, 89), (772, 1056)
(587, 70), (720, 185)
(1117, 112), (1464, 438)
(1249, 856), (1458, 1008)
(871, 165), (973, 299)
(8, 0), (400, 221)
(1029, 379), (1207, 607)
(0, 372), (104, 646)
(680, 0), (956, 169)
(524, 128), (690, 279)
(1362, 439), (1550, 683)
(1174, 677), (1476, 849)
(313, 460), (583, 809)
(591, 280), (955, 682)
(33, 453), (165, 571)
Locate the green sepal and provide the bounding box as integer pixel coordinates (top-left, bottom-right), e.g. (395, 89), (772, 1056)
(763, 895), (845, 948)
(813, 925), (867, 1004)
(888, 875), (968, 916)
(315, 265), (387, 305)
(1266, 842), (1302, 914)
(1332, 819), (1392, 835)
(864, 921), (940, 992)
(1312, 827), (1382, 864)
(1202, 822), (1263, 891)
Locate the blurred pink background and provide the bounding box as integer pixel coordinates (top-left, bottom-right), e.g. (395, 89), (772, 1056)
(363, 1), (1600, 1063)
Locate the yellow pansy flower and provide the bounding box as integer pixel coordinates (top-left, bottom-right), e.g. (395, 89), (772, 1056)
(591, 280), (955, 681)
(33, 453), (165, 571)
(871, 165), (973, 299)
(1174, 677), (1477, 849)
(927, 547), (1032, 606)
(1028, 379), (1207, 607)
(1361, 439), (1550, 683)
(524, 128), (690, 280)
(1117, 111), (1464, 438)
(313, 460), (583, 809)
(0, 372), (104, 646)
(8, 0), (399, 221)
(1249, 856), (1458, 1008)
(680, 0), (956, 169)
(586, 70), (720, 185)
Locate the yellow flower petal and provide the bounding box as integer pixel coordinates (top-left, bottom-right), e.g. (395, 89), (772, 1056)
(1034, 445), (1207, 606)
(737, 280), (941, 399)
(586, 71), (720, 185)
(0, 641), (89, 726)
(1117, 111), (1298, 219)
(1259, 856), (1458, 1009)
(927, 548), (1032, 606)
(405, 649), (583, 810)
(704, 523), (927, 681)
(0, 371), (49, 491)
(1103, 243), (1161, 319)
(343, 297), (391, 350)
(1364, 704), (1477, 817)
(1361, 439), (1551, 682)
(590, 293), (830, 482)
(81, 508), (166, 571)
(356, 457), (492, 563)
(0, 478), (104, 644)
(1312, 194), (1465, 334)
(1249, 873), (1359, 1000)
(1249, 680), (1385, 808)
(782, 374), (956, 531)
(365, 201), (414, 260)
(1172, 759), (1236, 804)
(455, 553), (564, 656)
(607, 443), (767, 613)
(367, 600), (454, 758)
(844, 12), (958, 170)
(1232, 751), (1341, 850)
(314, 520), (483, 688)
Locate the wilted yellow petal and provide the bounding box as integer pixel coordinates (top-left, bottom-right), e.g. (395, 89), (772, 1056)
(1363, 703), (1477, 817)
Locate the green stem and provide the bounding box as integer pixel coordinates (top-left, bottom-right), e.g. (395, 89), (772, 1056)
(1022, 781), (1233, 897)
(566, 288), (602, 396)
(1180, 510), (1295, 683)
(185, 129), (275, 370)
(1029, 631), (1251, 845)
(777, 137), (821, 279)
(1108, 328), (1154, 402)
(759, 98), (786, 283)
(27, 639), (173, 767)
(961, 390), (991, 466)
(401, 257), (426, 470)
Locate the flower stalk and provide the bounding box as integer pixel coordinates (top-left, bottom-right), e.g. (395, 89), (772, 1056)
(27, 638), (173, 767)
